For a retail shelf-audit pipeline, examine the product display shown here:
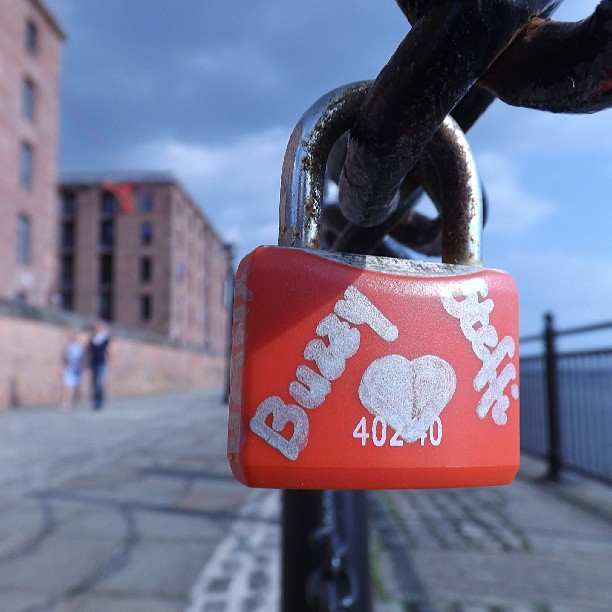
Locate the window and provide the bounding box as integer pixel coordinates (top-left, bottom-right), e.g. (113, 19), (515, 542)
(100, 192), (116, 215)
(62, 193), (76, 216)
(23, 78), (35, 119)
(26, 20), (37, 54)
(16, 215), (30, 264)
(100, 220), (114, 247)
(20, 143), (33, 190)
(98, 291), (112, 321)
(61, 255), (74, 286)
(140, 222), (152, 245)
(140, 295), (152, 321)
(139, 192), (153, 212)
(100, 254), (113, 285)
(61, 292), (73, 311)
(61, 221), (75, 249)
(140, 257), (152, 282)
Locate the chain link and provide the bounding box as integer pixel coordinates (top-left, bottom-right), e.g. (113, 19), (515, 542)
(325, 0), (611, 257)
(306, 491), (359, 611)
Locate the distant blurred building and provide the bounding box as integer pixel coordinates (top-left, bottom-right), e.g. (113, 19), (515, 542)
(58, 173), (231, 353)
(0, 0), (64, 305)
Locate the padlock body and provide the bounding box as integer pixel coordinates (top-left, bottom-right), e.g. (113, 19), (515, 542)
(228, 246), (519, 489)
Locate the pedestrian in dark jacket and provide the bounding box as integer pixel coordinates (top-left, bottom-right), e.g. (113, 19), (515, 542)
(88, 321), (110, 410)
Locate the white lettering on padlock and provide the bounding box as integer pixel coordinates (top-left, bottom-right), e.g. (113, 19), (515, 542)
(231, 304), (249, 347)
(249, 285), (398, 459)
(352, 415), (444, 447)
(304, 315), (361, 381)
(234, 265), (253, 301)
(335, 285), (399, 342)
(228, 351), (245, 406)
(441, 278), (518, 426)
(249, 396), (309, 461)
(289, 366), (331, 410)
(228, 265), (253, 454)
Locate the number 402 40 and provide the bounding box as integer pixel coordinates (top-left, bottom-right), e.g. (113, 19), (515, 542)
(352, 416), (442, 447)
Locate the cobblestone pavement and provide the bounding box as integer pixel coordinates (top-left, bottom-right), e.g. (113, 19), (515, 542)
(1, 391), (611, 611)
(187, 489), (280, 612)
(370, 463), (612, 611)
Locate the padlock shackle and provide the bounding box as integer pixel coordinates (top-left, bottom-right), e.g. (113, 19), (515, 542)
(279, 81), (370, 250)
(279, 82), (482, 265)
(430, 118), (483, 266)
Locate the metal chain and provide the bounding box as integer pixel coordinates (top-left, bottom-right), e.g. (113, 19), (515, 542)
(325, 0), (611, 257)
(306, 492), (359, 611)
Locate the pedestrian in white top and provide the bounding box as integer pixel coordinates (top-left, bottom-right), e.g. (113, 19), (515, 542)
(61, 331), (85, 411)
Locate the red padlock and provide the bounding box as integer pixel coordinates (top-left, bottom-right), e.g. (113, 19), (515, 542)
(228, 83), (519, 489)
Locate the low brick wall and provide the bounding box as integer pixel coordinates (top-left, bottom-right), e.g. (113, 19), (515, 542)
(0, 299), (226, 408)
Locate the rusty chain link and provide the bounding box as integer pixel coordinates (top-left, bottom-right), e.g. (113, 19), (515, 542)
(324, 0), (611, 258)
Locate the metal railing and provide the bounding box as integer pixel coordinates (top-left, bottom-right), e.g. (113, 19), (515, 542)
(520, 314), (612, 483)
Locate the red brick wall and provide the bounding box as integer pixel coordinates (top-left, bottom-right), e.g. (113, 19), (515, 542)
(0, 308), (226, 409)
(205, 228), (230, 355)
(71, 187), (99, 316)
(0, 0), (63, 306)
(170, 185), (230, 352)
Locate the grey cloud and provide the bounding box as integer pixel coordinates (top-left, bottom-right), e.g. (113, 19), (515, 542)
(45, 0), (612, 335)
(48, 0), (407, 171)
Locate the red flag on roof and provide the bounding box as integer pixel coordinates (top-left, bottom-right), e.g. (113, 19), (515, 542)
(101, 181), (134, 214)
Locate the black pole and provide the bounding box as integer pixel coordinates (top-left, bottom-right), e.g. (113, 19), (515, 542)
(339, 491), (372, 612)
(281, 490), (322, 611)
(281, 490), (372, 611)
(544, 312), (561, 480)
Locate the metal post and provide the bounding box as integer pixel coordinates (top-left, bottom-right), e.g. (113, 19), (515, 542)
(340, 491), (372, 611)
(544, 312), (561, 480)
(281, 490), (322, 611)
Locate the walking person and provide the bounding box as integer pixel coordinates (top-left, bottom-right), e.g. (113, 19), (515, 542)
(88, 321), (110, 411)
(61, 331), (84, 411)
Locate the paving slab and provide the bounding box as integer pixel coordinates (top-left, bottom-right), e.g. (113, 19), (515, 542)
(133, 509), (229, 543)
(0, 589), (51, 612)
(50, 594), (186, 612)
(53, 508), (129, 540)
(96, 540), (216, 597)
(0, 536), (121, 594)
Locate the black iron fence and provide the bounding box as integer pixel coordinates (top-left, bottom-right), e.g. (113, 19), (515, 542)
(520, 314), (612, 483)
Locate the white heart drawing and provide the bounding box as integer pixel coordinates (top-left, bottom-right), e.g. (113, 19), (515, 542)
(358, 354), (457, 443)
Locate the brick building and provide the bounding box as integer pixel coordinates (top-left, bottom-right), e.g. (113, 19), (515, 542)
(0, 0), (64, 306)
(58, 173), (231, 353)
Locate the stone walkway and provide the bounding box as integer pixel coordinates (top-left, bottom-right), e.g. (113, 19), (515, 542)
(0, 390), (262, 611)
(370, 458), (612, 611)
(0, 390), (610, 611)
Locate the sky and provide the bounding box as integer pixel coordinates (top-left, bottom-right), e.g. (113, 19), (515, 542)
(47, 0), (611, 345)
